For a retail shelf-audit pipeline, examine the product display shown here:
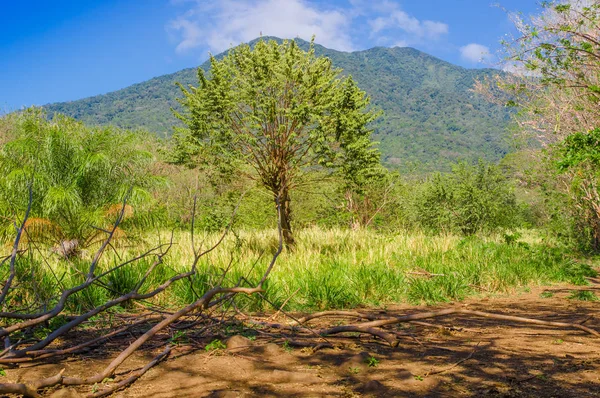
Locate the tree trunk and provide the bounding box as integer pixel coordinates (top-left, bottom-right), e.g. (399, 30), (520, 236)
(277, 188), (295, 249)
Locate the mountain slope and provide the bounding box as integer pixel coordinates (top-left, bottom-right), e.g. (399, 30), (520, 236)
(44, 38), (511, 172)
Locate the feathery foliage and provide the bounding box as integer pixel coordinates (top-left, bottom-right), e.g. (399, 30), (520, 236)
(0, 109), (158, 247)
(173, 38), (381, 246)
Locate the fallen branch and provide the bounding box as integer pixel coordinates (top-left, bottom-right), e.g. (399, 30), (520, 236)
(0, 369), (65, 398)
(425, 341), (482, 377)
(254, 307), (600, 351)
(268, 287), (301, 321)
(88, 345), (172, 398)
(315, 324), (398, 346)
(0, 318), (156, 364)
(409, 320), (478, 333)
(342, 308), (600, 338)
(0, 192), (282, 397)
(295, 310), (377, 324)
(407, 269), (445, 278)
(0, 186), (33, 308)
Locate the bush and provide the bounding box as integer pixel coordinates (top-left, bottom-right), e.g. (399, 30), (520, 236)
(0, 108), (159, 247)
(552, 127), (600, 252)
(415, 161), (519, 235)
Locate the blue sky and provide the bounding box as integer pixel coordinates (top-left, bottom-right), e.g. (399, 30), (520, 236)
(1, 0), (541, 111)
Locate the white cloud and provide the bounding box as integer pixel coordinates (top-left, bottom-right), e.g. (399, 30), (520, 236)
(167, 0), (451, 55)
(167, 14), (203, 53)
(367, 5), (448, 41)
(423, 21), (449, 37)
(459, 43), (494, 64)
(167, 0), (353, 54)
(392, 40), (409, 48)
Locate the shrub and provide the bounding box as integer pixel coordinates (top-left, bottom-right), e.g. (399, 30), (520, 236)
(416, 161), (519, 235)
(0, 108), (159, 248)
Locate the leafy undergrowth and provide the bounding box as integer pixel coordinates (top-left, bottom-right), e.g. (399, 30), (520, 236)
(7, 228), (596, 315)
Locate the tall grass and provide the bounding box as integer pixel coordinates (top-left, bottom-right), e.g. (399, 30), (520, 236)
(9, 228), (597, 314)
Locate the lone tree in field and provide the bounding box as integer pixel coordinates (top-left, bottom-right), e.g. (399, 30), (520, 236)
(174, 38), (381, 247)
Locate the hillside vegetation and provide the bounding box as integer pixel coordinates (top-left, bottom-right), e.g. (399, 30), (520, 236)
(44, 38), (511, 172)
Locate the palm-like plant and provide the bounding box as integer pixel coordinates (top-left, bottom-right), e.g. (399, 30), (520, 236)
(0, 108), (157, 255)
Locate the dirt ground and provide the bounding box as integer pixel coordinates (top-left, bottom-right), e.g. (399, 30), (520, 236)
(6, 278), (600, 398)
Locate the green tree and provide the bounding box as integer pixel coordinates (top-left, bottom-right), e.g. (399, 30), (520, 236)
(483, 0), (600, 251)
(416, 161), (518, 235)
(555, 127), (600, 250)
(0, 109), (157, 254)
(173, 38), (381, 247)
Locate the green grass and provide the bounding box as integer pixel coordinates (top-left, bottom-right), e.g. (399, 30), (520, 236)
(204, 339), (226, 351)
(567, 290), (599, 301)
(6, 228), (598, 315)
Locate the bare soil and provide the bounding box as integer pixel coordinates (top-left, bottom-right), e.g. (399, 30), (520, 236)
(5, 279), (600, 398)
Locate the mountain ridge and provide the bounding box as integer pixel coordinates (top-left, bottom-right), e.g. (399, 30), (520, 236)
(44, 37), (512, 172)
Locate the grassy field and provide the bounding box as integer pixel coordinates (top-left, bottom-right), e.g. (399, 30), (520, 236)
(12, 227), (597, 315)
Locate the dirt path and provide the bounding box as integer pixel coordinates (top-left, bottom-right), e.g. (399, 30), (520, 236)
(7, 280), (600, 397)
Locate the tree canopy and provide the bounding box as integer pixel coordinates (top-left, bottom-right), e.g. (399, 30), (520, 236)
(173, 38), (381, 246)
(483, 0), (600, 251)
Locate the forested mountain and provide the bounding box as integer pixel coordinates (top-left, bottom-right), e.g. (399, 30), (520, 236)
(44, 38), (512, 172)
